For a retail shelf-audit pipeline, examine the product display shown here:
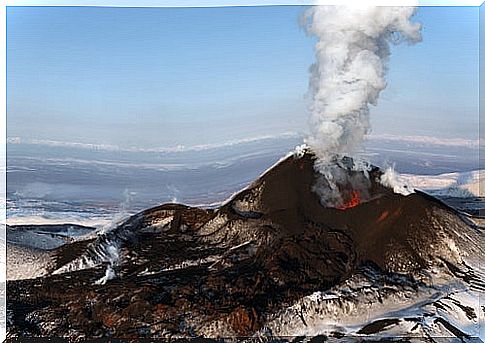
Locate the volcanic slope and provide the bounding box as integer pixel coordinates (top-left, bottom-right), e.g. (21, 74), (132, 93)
(7, 151), (484, 340)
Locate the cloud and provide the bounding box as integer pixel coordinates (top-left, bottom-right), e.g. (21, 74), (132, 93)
(367, 134), (479, 148)
(6, 132), (301, 153)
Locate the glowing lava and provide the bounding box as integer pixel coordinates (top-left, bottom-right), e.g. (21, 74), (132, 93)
(337, 190), (361, 210)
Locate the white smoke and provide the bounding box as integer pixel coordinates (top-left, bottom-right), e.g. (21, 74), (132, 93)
(301, 5), (421, 205)
(99, 189), (136, 235)
(380, 165), (414, 196)
(95, 264), (117, 286)
(91, 240), (120, 286)
(303, 6), (421, 165)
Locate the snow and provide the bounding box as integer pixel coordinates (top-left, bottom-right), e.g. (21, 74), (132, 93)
(400, 170), (483, 197)
(265, 266), (484, 340)
(7, 244), (53, 280)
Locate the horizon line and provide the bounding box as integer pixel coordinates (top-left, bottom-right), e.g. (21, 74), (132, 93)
(6, 133), (480, 153)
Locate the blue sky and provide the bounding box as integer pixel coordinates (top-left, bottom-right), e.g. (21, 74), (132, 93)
(6, 5), (479, 149)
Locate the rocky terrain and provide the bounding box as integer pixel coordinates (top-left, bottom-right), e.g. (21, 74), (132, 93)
(6, 151), (485, 340)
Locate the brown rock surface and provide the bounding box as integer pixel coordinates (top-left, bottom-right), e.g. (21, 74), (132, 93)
(7, 151), (481, 339)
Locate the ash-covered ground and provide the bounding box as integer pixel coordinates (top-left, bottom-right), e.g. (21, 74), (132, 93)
(6, 151), (484, 341)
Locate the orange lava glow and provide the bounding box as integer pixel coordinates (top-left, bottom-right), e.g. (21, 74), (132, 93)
(337, 190), (361, 210)
(377, 211), (389, 223)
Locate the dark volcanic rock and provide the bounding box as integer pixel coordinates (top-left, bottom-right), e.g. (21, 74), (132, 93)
(7, 152), (484, 339)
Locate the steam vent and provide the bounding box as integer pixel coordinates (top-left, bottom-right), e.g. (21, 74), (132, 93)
(7, 151), (485, 340)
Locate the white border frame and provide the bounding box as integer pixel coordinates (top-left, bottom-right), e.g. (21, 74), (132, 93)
(3, 0), (485, 6)
(1, 1), (483, 341)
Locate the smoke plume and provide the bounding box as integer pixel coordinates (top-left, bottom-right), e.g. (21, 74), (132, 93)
(301, 6), (421, 206)
(304, 6), (421, 165)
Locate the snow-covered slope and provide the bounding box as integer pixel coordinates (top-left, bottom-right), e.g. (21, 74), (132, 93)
(400, 170), (483, 197)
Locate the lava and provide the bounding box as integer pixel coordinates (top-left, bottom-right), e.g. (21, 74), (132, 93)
(377, 211), (389, 223)
(337, 190), (361, 210)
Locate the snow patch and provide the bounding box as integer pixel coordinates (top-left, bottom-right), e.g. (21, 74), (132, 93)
(400, 170), (484, 197)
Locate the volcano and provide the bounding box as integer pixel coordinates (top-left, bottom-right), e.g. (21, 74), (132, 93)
(7, 151), (484, 340)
